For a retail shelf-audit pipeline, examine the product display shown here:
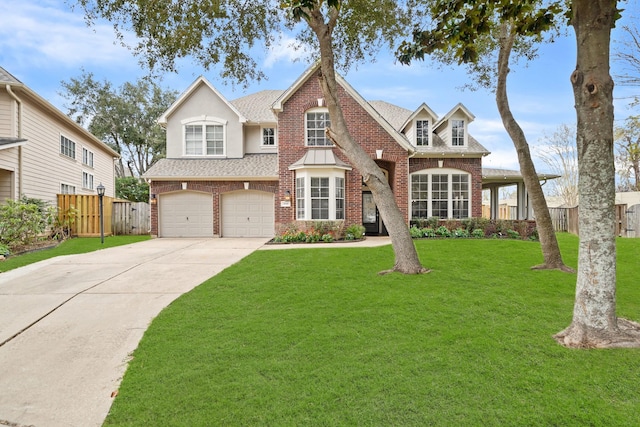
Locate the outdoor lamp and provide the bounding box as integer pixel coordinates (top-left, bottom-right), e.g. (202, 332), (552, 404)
(97, 183), (105, 244)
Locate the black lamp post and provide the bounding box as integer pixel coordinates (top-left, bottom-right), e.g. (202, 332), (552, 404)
(97, 183), (105, 244)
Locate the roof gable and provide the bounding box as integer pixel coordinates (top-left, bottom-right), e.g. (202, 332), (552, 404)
(400, 103), (439, 133)
(434, 102), (475, 131)
(158, 76), (247, 125)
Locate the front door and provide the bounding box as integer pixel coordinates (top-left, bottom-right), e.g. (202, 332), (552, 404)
(362, 192), (387, 236)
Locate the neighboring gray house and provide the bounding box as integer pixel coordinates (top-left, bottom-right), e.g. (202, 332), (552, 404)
(0, 67), (119, 204)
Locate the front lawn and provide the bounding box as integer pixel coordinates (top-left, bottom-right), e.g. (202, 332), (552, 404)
(105, 234), (640, 426)
(0, 235), (151, 273)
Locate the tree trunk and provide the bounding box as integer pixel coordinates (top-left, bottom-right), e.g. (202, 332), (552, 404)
(496, 23), (572, 272)
(554, 0), (640, 348)
(306, 7), (428, 274)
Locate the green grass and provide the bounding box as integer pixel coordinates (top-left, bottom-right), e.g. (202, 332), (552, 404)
(0, 235), (151, 273)
(105, 234), (640, 426)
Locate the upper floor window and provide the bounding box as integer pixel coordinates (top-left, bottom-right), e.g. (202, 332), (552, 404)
(82, 147), (94, 167)
(262, 127), (276, 146)
(306, 109), (332, 146)
(183, 117), (226, 156)
(82, 171), (94, 190)
(416, 120), (430, 146)
(452, 119), (465, 146)
(60, 135), (76, 159)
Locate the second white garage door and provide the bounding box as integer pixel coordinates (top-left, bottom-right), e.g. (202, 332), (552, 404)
(159, 191), (214, 237)
(221, 190), (274, 237)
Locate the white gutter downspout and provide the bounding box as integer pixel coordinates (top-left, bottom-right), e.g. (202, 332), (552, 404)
(6, 84), (24, 198)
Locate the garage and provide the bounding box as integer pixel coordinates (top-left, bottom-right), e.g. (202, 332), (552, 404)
(221, 190), (274, 237)
(159, 191), (214, 237)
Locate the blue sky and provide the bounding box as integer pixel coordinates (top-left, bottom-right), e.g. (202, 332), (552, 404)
(1, 0), (638, 171)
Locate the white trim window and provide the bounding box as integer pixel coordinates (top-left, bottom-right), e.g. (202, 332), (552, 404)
(182, 116), (226, 156)
(411, 169), (470, 219)
(60, 135), (76, 159)
(262, 127), (276, 146)
(82, 147), (94, 168)
(295, 169), (345, 220)
(61, 183), (76, 194)
(452, 119), (465, 146)
(416, 120), (430, 146)
(306, 109), (332, 146)
(82, 171), (94, 190)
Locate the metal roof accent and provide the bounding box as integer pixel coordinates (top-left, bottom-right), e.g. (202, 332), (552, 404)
(288, 149), (352, 171)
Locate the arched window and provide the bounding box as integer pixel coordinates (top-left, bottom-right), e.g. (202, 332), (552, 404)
(411, 168), (471, 219)
(182, 116), (227, 156)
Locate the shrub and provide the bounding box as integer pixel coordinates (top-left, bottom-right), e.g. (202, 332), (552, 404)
(423, 228), (436, 238)
(0, 243), (9, 257)
(345, 224), (365, 240)
(409, 226), (424, 239)
(471, 228), (485, 239)
(506, 229), (520, 239)
(0, 198), (53, 248)
(453, 228), (469, 238)
(435, 225), (451, 238)
(322, 234), (334, 243)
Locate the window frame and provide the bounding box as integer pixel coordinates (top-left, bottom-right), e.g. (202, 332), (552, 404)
(261, 127), (276, 146)
(295, 168), (346, 220)
(451, 119), (465, 146)
(82, 147), (94, 168)
(416, 119), (430, 146)
(60, 135), (76, 159)
(82, 171), (94, 190)
(60, 183), (76, 194)
(410, 168), (471, 219)
(181, 116), (227, 157)
(305, 108), (332, 147)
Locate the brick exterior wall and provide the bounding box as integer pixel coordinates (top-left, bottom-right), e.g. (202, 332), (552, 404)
(276, 70), (410, 231)
(149, 180), (278, 236)
(409, 157), (484, 218)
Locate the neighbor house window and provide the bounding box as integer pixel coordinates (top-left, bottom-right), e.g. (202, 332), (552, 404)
(82, 147), (94, 167)
(60, 183), (76, 194)
(306, 109), (332, 146)
(295, 170), (346, 220)
(60, 135), (76, 159)
(452, 119), (465, 146)
(82, 171), (94, 190)
(416, 120), (429, 146)
(183, 117), (226, 156)
(411, 169), (470, 219)
(262, 127), (275, 146)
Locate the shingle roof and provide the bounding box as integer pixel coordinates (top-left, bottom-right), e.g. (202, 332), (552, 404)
(143, 154), (278, 180)
(0, 67), (21, 84)
(368, 101), (413, 131)
(231, 90), (283, 123)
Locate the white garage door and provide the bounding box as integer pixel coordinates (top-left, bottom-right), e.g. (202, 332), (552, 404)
(159, 191), (213, 237)
(221, 190), (274, 237)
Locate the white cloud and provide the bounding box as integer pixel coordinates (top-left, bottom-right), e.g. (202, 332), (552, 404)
(0, 1), (138, 71)
(263, 35), (312, 69)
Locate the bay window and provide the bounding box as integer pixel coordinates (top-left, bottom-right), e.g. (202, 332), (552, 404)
(295, 169), (345, 220)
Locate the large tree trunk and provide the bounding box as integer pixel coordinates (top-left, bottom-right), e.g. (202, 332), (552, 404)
(496, 23), (572, 272)
(306, 7), (428, 274)
(554, 0), (640, 348)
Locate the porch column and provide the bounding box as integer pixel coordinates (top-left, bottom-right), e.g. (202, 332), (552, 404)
(490, 185), (500, 220)
(517, 182), (527, 220)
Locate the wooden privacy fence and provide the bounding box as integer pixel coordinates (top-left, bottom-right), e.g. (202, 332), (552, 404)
(57, 194), (113, 237)
(57, 195), (150, 237)
(112, 201), (150, 235)
(549, 204), (631, 237)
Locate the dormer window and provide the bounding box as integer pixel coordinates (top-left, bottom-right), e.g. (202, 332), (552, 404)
(452, 119), (465, 146)
(416, 120), (430, 146)
(306, 109), (332, 146)
(182, 116), (227, 156)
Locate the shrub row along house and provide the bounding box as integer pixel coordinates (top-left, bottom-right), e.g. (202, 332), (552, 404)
(145, 63), (540, 238)
(0, 67), (118, 205)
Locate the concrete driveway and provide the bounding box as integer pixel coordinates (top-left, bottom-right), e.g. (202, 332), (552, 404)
(0, 237), (269, 427)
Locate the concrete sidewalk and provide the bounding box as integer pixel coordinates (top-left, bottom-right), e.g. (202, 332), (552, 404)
(0, 238), (269, 427)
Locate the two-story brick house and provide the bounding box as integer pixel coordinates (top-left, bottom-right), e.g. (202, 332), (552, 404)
(144, 63), (491, 238)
